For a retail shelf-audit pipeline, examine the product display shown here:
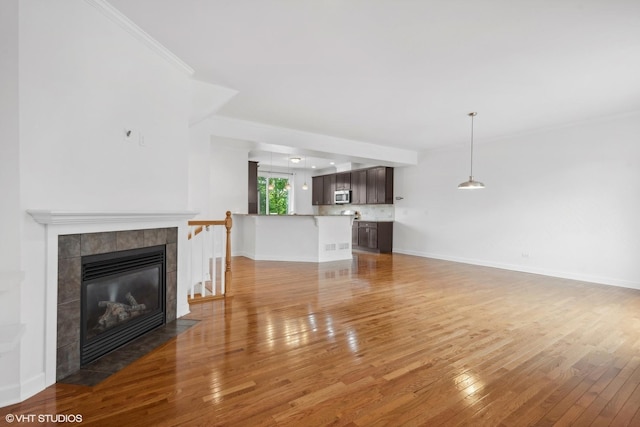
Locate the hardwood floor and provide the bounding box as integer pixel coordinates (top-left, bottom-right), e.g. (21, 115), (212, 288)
(3, 253), (640, 426)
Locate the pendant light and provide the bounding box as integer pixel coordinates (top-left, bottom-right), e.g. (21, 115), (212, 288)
(458, 112), (485, 190)
(285, 157), (291, 190)
(268, 152), (274, 191)
(302, 157), (308, 190)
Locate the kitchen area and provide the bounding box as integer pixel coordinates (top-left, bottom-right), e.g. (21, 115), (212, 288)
(234, 159), (394, 263)
(312, 166), (394, 254)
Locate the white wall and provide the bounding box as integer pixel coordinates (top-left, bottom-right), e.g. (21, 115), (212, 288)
(188, 121), (213, 217)
(0, 0), (20, 270)
(19, 1), (190, 211)
(394, 112), (640, 288)
(185, 134), (251, 265)
(0, 0), (23, 406)
(293, 170), (314, 214)
(209, 136), (250, 218)
(188, 79), (244, 218)
(4, 0), (193, 406)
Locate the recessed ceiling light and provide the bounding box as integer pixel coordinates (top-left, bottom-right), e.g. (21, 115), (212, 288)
(329, 162), (335, 165)
(311, 165), (316, 169)
(290, 157), (301, 163)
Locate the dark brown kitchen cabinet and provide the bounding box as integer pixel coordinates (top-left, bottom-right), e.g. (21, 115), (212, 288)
(312, 176), (324, 206)
(352, 224), (359, 246)
(358, 224), (378, 250)
(312, 166), (393, 206)
(350, 169), (367, 205)
(248, 161), (258, 214)
(322, 174), (336, 205)
(335, 172), (351, 190)
(352, 221), (393, 253)
(366, 167), (394, 204)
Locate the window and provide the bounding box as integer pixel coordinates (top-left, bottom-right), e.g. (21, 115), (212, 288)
(258, 175), (292, 215)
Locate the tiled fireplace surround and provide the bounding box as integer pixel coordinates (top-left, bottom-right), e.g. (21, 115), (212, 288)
(56, 227), (178, 380)
(27, 210), (195, 387)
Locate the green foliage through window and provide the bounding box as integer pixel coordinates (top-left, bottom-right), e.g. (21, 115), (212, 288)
(258, 176), (290, 215)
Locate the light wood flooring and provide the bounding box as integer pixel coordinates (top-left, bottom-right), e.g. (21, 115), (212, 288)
(3, 253), (640, 426)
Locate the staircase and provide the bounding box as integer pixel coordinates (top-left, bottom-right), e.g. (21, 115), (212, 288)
(187, 211), (232, 303)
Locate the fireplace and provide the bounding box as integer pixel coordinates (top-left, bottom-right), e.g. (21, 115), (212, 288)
(24, 209), (194, 391)
(56, 226), (179, 381)
(81, 245), (166, 365)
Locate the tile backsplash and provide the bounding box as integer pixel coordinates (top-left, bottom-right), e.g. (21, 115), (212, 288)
(318, 204), (395, 221)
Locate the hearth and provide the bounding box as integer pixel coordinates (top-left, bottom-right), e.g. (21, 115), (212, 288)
(81, 245), (166, 365)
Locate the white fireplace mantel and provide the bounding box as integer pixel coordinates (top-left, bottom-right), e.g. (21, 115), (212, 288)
(27, 210), (197, 225)
(26, 209), (197, 389)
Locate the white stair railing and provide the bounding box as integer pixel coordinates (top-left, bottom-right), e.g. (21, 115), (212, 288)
(187, 211), (232, 301)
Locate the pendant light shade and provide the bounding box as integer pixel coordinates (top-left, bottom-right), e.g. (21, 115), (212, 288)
(458, 112), (485, 190)
(457, 178), (485, 189)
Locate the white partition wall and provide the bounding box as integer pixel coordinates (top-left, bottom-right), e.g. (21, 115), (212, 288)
(233, 215), (353, 263)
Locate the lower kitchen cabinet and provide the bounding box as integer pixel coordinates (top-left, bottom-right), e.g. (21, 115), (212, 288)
(352, 221), (393, 253)
(352, 224), (359, 247)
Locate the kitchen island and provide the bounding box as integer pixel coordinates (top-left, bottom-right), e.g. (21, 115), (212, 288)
(232, 214), (354, 262)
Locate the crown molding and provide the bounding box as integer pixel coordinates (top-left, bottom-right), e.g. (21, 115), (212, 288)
(27, 210), (198, 225)
(84, 0), (194, 76)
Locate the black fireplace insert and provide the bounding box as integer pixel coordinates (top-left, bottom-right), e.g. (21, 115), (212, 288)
(81, 245), (166, 365)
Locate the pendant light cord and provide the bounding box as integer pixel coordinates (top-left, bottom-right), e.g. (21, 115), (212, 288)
(468, 112), (477, 178)
(470, 113), (474, 178)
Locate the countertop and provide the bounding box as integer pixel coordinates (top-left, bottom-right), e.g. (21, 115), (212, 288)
(232, 214), (393, 222)
(233, 213), (355, 217)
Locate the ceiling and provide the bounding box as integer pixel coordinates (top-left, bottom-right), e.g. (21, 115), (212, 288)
(251, 151), (347, 173)
(109, 0), (640, 166)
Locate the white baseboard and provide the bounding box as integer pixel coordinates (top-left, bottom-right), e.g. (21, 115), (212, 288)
(0, 381), (20, 408)
(177, 302), (190, 318)
(0, 373), (45, 409)
(20, 373), (45, 403)
(393, 248), (640, 290)
(233, 250), (318, 263)
(254, 254), (319, 263)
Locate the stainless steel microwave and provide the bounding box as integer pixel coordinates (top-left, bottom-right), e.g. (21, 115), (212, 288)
(334, 190), (350, 204)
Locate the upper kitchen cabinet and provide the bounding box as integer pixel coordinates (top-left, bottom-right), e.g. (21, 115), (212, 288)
(350, 169), (367, 205)
(312, 176), (324, 206)
(312, 166), (394, 205)
(322, 174), (336, 205)
(312, 175), (335, 206)
(366, 167), (394, 204)
(248, 161), (258, 214)
(335, 172), (351, 190)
